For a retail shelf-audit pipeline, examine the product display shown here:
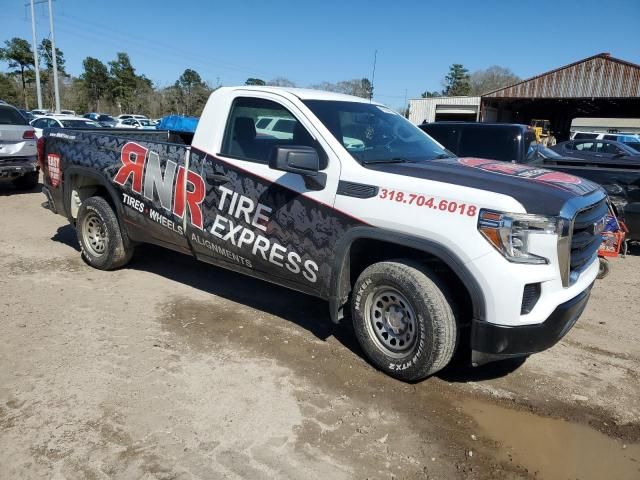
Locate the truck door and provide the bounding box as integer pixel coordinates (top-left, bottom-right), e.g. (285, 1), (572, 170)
(184, 94), (344, 297)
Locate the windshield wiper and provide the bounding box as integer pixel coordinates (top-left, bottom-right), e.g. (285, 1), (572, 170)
(362, 157), (410, 165)
(433, 153), (455, 159)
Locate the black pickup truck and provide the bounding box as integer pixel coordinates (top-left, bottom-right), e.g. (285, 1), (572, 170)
(420, 122), (640, 241)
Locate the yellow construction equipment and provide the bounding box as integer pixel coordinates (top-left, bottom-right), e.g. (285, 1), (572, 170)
(530, 119), (557, 146)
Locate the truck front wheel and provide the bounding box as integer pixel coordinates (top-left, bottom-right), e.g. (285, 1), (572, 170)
(351, 260), (457, 382)
(77, 196), (133, 270)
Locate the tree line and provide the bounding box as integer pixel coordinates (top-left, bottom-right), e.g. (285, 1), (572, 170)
(0, 36), (376, 117)
(1, 35), (520, 117)
(421, 63), (521, 98)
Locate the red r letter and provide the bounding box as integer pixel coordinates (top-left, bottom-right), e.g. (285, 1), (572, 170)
(114, 142), (148, 194)
(173, 166), (206, 230)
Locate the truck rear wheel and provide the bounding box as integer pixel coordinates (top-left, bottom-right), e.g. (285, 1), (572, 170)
(351, 260), (457, 382)
(77, 196), (133, 270)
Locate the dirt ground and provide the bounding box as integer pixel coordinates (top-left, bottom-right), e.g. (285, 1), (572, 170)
(1, 181), (639, 480)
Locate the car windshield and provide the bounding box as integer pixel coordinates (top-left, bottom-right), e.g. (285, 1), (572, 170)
(97, 115), (114, 122)
(60, 120), (101, 129)
(303, 100), (452, 163)
(527, 142), (564, 160)
(138, 119), (153, 126)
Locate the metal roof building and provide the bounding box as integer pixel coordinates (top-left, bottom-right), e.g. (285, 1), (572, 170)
(408, 96), (480, 124)
(480, 53), (640, 139)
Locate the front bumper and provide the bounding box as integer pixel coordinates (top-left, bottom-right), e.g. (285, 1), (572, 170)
(470, 283), (593, 366)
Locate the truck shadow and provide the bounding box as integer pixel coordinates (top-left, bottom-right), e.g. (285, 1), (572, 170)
(51, 224), (355, 347)
(51, 223), (530, 384)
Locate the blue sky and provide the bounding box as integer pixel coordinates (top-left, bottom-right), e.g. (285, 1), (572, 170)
(1, 0), (639, 106)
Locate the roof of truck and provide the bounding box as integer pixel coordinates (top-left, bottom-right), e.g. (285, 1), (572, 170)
(227, 86), (377, 104)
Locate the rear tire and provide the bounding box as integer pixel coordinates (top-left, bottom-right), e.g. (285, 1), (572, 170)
(77, 196), (133, 270)
(12, 172), (39, 190)
(351, 260), (458, 382)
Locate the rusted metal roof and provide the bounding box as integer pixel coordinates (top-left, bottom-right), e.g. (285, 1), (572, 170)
(483, 53), (640, 98)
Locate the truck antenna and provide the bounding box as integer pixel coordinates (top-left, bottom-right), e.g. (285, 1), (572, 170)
(370, 49), (377, 102)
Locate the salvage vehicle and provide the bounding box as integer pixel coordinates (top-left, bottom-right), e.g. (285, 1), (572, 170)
(421, 122), (640, 241)
(39, 87), (606, 381)
(0, 103), (39, 189)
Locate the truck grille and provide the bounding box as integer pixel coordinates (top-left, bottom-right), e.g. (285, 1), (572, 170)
(570, 198), (608, 275)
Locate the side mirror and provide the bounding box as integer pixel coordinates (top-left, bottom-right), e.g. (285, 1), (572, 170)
(269, 146), (326, 190)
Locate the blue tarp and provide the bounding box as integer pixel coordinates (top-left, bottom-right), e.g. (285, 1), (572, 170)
(156, 115), (199, 132)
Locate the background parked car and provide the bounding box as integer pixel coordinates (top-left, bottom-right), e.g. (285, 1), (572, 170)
(551, 139), (640, 163)
(570, 131), (640, 152)
(0, 103), (39, 189)
(255, 115), (364, 149)
(30, 109), (49, 117)
(18, 109), (35, 122)
(116, 118), (156, 130)
(83, 113), (118, 128)
(116, 114), (148, 121)
(30, 116), (102, 138)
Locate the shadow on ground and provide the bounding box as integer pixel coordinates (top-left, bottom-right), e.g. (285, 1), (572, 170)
(51, 223), (525, 384)
(0, 181), (42, 197)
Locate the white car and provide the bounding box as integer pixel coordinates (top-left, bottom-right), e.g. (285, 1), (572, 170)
(30, 116), (102, 138)
(116, 118), (156, 130)
(117, 114), (148, 121)
(256, 115), (365, 150)
(0, 103), (39, 189)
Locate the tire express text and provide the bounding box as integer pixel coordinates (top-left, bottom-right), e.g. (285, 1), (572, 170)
(113, 142), (319, 283)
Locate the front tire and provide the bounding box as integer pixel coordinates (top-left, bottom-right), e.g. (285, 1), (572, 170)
(77, 196), (133, 270)
(351, 260), (457, 382)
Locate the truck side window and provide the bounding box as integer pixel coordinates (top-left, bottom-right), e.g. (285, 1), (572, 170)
(221, 97), (318, 165)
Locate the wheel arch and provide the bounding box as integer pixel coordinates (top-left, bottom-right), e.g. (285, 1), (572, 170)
(63, 166), (123, 223)
(329, 226), (486, 324)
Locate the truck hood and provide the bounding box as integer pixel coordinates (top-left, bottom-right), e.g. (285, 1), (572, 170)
(365, 157), (603, 216)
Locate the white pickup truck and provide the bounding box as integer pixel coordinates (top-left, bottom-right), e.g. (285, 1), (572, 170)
(39, 86), (607, 381)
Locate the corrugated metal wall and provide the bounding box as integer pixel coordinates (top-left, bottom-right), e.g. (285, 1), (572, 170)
(408, 96), (480, 124)
(484, 55), (640, 98)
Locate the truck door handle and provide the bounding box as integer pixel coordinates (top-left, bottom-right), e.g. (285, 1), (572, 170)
(206, 173), (230, 183)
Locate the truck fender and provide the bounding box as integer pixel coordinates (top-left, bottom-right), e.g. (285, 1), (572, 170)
(328, 226), (486, 324)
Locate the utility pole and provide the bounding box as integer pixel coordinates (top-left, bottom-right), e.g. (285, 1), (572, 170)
(28, 0), (43, 109)
(47, 0), (60, 112)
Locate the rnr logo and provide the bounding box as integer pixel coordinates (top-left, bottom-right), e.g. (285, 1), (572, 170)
(113, 142), (206, 229)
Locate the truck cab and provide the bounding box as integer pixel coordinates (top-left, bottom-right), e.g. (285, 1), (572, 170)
(40, 87), (607, 381)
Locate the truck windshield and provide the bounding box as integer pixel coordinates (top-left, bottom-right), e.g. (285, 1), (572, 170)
(303, 100), (452, 164)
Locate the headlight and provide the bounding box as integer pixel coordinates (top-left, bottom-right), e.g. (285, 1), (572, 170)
(478, 210), (562, 264)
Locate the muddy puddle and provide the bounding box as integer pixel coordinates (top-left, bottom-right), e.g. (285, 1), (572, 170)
(462, 399), (640, 480)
